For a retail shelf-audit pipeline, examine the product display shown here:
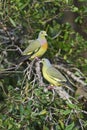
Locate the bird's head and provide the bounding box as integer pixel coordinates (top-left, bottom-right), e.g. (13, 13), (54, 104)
(41, 58), (51, 67)
(39, 31), (47, 38)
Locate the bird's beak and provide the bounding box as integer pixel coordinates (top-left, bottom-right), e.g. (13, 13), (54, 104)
(39, 60), (42, 63)
(45, 33), (47, 36)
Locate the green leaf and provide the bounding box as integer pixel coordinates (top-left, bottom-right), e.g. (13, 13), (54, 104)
(66, 103), (77, 109)
(72, 7), (78, 12)
(59, 120), (65, 129)
(20, 104), (24, 112)
(39, 109), (47, 115)
(43, 125), (49, 130)
(65, 122), (75, 130)
(60, 109), (71, 115)
(9, 17), (16, 27)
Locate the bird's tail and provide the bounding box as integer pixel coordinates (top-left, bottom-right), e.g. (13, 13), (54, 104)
(61, 79), (75, 92)
(62, 73), (76, 92)
(0, 55), (31, 79)
(15, 55), (30, 64)
(64, 82), (75, 92)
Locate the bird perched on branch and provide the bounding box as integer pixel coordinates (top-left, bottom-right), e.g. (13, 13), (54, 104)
(41, 58), (73, 91)
(24, 31), (48, 59)
(0, 31), (48, 75)
(17, 30), (48, 64)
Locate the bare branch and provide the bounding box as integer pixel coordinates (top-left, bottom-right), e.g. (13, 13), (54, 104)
(54, 64), (87, 87)
(35, 61), (45, 86)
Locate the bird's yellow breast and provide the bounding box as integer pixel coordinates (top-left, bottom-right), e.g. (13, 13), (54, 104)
(31, 42), (48, 59)
(42, 67), (61, 86)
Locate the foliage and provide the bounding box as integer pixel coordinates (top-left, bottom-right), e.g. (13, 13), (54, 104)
(0, 84), (86, 130)
(0, 0), (87, 130)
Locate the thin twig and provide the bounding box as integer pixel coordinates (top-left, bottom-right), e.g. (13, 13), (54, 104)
(52, 30), (62, 39)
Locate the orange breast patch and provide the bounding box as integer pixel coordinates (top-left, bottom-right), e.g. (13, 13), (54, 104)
(42, 42), (48, 50)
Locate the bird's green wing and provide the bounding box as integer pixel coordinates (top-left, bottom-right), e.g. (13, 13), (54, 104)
(23, 39), (41, 55)
(46, 66), (66, 82)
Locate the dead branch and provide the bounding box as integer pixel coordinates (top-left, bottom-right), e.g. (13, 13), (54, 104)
(54, 64), (87, 88)
(35, 61), (45, 86)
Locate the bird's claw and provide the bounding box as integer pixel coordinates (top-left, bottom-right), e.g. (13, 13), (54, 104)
(35, 57), (40, 61)
(47, 86), (55, 90)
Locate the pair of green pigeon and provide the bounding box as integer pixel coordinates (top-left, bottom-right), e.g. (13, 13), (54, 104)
(22, 30), (71, 90)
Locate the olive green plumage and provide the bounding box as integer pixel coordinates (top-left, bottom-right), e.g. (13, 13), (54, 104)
(23, 31), (48, 59)
(41, 58), (73, 91)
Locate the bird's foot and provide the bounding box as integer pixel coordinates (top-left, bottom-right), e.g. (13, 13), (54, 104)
(47, 85), (55, 90)
(35, 57), (40, 61)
